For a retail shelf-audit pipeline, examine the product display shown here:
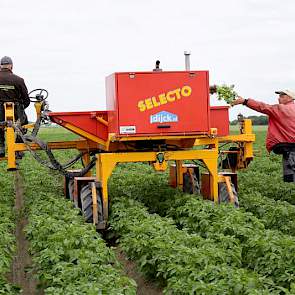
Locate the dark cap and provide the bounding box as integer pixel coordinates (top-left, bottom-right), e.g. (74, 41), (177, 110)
(0, 56), (13, 65)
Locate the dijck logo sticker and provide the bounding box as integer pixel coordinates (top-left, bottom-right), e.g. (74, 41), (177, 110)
(150, 111), (178, 124)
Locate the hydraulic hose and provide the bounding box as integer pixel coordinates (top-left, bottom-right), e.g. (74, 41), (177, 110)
(15, 125), (97, 178)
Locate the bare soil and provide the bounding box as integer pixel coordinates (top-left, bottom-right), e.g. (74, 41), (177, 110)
(115, 247), (163, 295)
(8, 171), (42, 295)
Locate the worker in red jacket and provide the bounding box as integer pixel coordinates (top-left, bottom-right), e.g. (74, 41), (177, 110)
(232, 90), (295, 182)
(0, 56), (30, 158)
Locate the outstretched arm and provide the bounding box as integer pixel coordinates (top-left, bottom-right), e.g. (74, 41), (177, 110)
(232, 96), (276, 116)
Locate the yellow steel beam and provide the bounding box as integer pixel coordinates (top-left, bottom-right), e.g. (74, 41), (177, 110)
(96, 149), (217, 163)
(4, 103), (16, 170)
(224, 176), (235, 204)
(6, 125), (16, 170)
(96, 149), (219, 221)
(96, 116), (108, 126)
(217, 134), (255, 143)
(109, 133), (208, 142)
(62, 122), (107, 148)
(202, 158), (219, 203)
(176, 160), (183, 187)
(243, 119), (253, 134)
(91, 182), (98, 225)
(22, 123), (35, 129)
(82, 152), (92, 177)
(34, 101), (42, 119)
(244, 142), (254, 160)
(13, 140), (101, 152)
(194, 137), (219, 147)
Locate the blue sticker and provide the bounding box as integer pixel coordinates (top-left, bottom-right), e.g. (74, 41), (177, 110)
(150, 111), (178, 124)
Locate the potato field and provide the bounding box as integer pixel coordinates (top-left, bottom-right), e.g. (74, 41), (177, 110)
(1, 126), (295, 294)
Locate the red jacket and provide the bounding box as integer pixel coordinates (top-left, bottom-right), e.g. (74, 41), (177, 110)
(247, 99), (295, 152)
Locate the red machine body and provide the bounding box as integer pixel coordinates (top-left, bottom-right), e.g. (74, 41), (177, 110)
(49, 111), (109, 141)
(210, 106), (230, 136)
(49, 71), (230, 142)
(106, 71), (210, 137)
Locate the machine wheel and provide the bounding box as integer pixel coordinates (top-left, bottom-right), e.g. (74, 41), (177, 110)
(80, 182), (103, 223)
(218, 182), (239, 208)
(183, 170), (200, 194)
(68, 179), (74, 201)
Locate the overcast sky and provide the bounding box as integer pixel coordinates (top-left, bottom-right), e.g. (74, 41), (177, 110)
(1, 0), (295, 121)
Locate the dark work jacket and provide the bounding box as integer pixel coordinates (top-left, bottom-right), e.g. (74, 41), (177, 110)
(0, 68), (30, 109)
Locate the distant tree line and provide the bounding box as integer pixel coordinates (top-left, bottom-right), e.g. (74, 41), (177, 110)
(230, 115), (268, 125)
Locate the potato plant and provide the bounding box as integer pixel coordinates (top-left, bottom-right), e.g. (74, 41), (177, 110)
(237, 129), (295, 233)
(0, 163), (19, 294)
(109, 196), (280, 294)
(21, 157), (136, 295)
(239, 191), (295, 235)
(167, 197), (295, 289)
(210, 84), (238, 104)
(18, 125), (295, 293)
(109, 163), (295, 290)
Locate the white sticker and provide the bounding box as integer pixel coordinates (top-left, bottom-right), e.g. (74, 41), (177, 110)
(120, 126), (136, 134)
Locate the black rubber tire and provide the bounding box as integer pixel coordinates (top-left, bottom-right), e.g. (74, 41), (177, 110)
(218, 182), (239, 208)
(80, 183), (103, 223)
(183, 171), (200, 194)
(68, 179), (74, 201)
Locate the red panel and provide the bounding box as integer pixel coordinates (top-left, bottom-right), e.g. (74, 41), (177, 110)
(105, 73), (117, 134)
(106, 71), (210, 137)
(49, 111), (109, 141)
(210, 106), (229, 136)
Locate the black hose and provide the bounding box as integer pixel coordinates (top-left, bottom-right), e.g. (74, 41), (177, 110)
(15, 125), (97, 178)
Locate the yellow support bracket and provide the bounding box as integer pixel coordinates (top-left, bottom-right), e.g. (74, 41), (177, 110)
(4, 103), (16, 170)
(95, 148), (219, 221)
(96, 116), (108, 126)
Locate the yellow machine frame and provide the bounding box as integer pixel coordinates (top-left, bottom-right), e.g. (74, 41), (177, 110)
(0, 102), (255, 228)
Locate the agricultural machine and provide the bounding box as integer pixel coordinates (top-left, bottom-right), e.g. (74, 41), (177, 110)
(0, 54), (255, 229)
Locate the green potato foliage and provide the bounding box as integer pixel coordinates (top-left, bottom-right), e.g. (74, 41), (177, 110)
(19, 126), (295, 294)
(215, 84), (238, 104)
(237, 128), (295, 234)
(109, 162), (295, 290)
(0, 163), (18, 294)
(109, 197), (281, 294)
(21, 157), (136, 295)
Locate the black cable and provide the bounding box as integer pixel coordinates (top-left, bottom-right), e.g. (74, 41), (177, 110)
(65, 157), (97, 178)
(15, 125), (97, 178)
(31, 117), (41, 137)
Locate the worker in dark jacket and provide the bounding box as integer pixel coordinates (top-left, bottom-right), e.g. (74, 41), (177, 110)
(0, 56), (30, 157)
(232, 90), (295, 182)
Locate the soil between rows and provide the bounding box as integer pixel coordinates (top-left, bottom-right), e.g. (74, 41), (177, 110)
(8, 170), (162, 294)
(8, 170), (41, 295)
(115, 247), (163, 295)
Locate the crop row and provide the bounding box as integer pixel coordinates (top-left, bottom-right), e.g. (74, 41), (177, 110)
(238, 190), (295, 235)
(238, 154), (295, 205)
(167, 196), (295, 290)
(109, 163), (295, 290)
(109, 196), (280, 294)
(237, 153), (295, 235)
(21, 156), (136, 295)
(0, 163), (18, 294)
(111, 162), (295, 237)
